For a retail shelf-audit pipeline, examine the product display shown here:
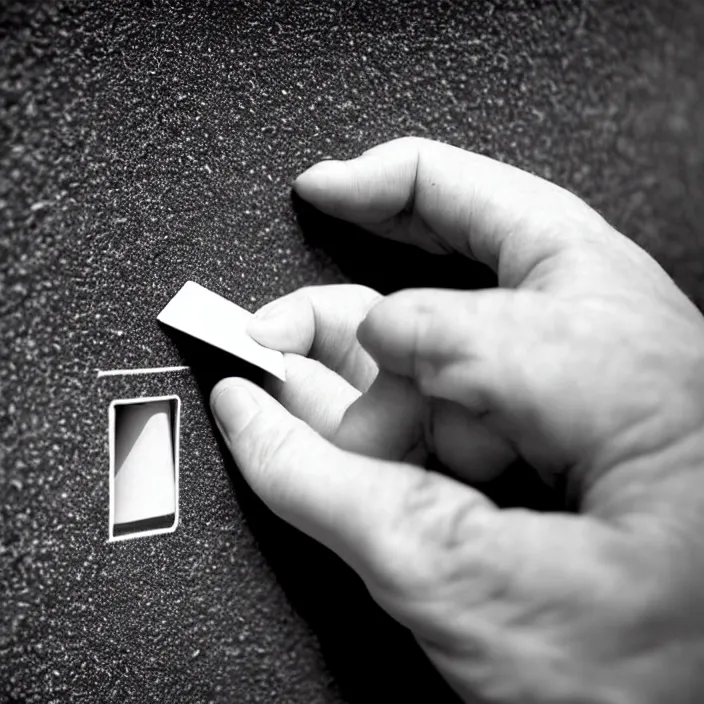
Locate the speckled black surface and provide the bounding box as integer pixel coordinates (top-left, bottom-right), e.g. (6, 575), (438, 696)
(2, 1), (704, 702)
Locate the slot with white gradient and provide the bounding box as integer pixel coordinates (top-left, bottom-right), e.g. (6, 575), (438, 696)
(108, 396), (180, 541)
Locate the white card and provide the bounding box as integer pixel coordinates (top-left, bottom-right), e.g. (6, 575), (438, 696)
(157, 281), (286, 381)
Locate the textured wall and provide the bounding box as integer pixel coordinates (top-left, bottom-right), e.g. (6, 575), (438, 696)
(2, 1), (703, 702)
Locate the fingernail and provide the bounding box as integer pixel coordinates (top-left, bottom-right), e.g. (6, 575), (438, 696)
(211, 381), (259, 442)
(248, 300), (292, 345)
(253, 299), (288, 323)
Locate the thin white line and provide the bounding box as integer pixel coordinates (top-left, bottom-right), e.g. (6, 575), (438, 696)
(96, 365), (190, 379)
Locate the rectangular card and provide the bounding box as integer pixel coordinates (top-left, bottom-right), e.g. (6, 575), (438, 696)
(157, 281), (286, 381)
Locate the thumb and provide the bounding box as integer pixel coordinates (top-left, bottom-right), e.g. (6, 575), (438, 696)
(210, 376), (497, 577)
(209, 378), (630, 702)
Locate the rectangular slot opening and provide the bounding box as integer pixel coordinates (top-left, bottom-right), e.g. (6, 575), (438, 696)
(108, 395), (180, 541)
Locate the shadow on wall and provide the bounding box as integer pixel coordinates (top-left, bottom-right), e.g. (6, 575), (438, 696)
(163, 200), (560, 704)
(292, 191), (499, 295)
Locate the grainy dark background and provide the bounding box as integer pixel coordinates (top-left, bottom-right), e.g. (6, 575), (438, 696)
(1, 1), (703, 702)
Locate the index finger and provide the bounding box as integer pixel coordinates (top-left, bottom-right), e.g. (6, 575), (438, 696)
(248, 284), (380, 392)
(293, 137), (631, 290)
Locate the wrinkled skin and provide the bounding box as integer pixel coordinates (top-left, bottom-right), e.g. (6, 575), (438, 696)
(211, 138), (704, 703)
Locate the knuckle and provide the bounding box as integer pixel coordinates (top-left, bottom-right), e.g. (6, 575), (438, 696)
(257, 424), (298, 473)
(401, 472), (485, 549)
(350, 284), (384, 309)
(369, 471), (491, 595)
(246, 418), (306, 499)
(391, 135), (424, 151)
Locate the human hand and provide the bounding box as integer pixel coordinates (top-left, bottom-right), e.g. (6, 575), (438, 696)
(211, 138), (704, 703)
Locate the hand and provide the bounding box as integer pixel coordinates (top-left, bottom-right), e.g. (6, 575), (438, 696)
(211, 138), (704, 703)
